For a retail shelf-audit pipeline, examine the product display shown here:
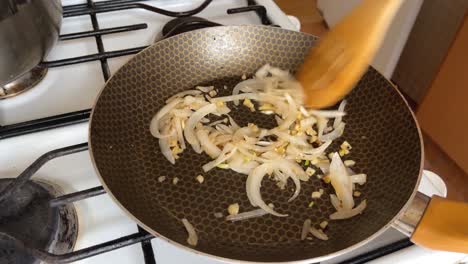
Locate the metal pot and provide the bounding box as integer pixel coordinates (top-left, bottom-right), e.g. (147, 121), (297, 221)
(0, 0), (62, 87)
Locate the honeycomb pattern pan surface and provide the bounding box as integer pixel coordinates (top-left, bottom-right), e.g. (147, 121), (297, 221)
(89, 25), (422, 263)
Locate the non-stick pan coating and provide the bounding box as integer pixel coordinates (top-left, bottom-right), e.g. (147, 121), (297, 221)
(89, 26), (422, 262)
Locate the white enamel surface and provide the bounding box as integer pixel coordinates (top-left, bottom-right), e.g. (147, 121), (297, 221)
(1, 0), (285, 126)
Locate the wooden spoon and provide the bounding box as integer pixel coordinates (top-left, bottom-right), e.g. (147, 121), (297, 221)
(296, 0), (403, 108)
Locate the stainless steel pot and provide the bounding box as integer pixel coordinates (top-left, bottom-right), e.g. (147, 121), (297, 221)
(0, 0), (62, 86)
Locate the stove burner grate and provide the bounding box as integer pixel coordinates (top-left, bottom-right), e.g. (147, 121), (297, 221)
(0, 0), (273, 139)
(0, 179), (77, 264)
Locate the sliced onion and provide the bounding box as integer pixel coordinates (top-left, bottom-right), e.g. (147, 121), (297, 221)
(309, 109), (346, 118)
(277, 93), (297, 130)
(321, 122), (345, 142)
(333, 100), (347, 129)
(215, 124), (233, 134)
(150, 98), (182, 138)
(316, 116), (328, 139)
(232, 79), (265, 105)
(184, 103), (217, 153)
(329, 194), (342, 212)
(329, 153), (354, 210)
(330, 200), (367, 220)
(300, 116), (317, 128)
(227, 115), (240, 131)
(228, 153), (259, 175)
(196, 85), (214, 93)
(159, 138), (175, 164)
(309, 227), (329, 240)
(202, 144), (237, 172)
(182, 218), (198, 246)
(196, 129), (221, 158)
(166, 90), (201, 103)
(226, 208), (268, 221)
(301, 219), (311, 240)
(174, 117), (186, 150)
(207, 118), (227, 127)
(246, 163), (288, 217)
(350, 174), (367, 185)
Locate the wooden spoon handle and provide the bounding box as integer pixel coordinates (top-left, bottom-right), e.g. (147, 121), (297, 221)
(297, 0), (403, 108)
(412, 195), (468, 253)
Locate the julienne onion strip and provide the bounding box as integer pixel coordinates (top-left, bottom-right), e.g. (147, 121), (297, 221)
(150, 65), (368, 244)
(182, 218), (198, 246)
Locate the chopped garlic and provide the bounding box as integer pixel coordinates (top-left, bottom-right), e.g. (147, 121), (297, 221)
(339, 148), (350, 156)
(243, 99), (255, 111)
(341, 141), (352, 150)
(214, 212), (223, 218)
(344, 160), (356, 167)
(319, 188), (324, 195)
(311, 191), (322, 199)
(208, 90), (217, 97)
(275, 146), (286, 154)
(158, 176), (166, 182)
(228, 203), (239, 215)
(172, 177), (179, 185)
(322, 174), (331, 183)
(328, 153), (334, 159)
(308, 201), (315, 207)
(353, 191), (361, 197)
(319, 221), (328, 229)
(304, 160), (310, 166)
(306, 167), (316, 176)
(223, 85), (228, 90)
(217, 163), (229, 169)
(241, 74), (247, 80)
(196, 175), (204, 184)
(259, 103), (274, 111)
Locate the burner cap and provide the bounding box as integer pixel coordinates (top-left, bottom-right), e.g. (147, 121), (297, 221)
(0, 179), (78, 264)
(162, 16), (221, 39)
(0, 66), (48, 99)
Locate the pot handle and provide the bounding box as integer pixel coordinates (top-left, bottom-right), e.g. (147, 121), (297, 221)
(393, 192), (468, 253)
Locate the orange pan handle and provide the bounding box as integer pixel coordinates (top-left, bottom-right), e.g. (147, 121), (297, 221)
(411, 195), (468, 253)
(393, 192), (468, 253)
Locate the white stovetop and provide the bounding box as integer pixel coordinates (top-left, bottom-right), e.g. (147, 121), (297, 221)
(0, 0), (296, 126)
(0, 0), (466, 263)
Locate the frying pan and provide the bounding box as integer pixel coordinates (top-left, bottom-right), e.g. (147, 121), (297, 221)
(89, 25), (467, 263)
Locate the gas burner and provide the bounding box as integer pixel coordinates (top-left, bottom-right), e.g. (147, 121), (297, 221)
(0, 179), (78, 264)
(0, 66), (48, 99)
(162, 16), (221, 39)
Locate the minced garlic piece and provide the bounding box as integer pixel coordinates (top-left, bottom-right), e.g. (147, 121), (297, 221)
(308, 201), (315, 207)
(353, 191), (361, 197)
(158, 176), (166, 182)
(195, 175), (204, 183)
(311, 191), (322, 199)
(339, 149), (350, 156)
(306, 167), (316, 176)
(320, 221), (328, 229)
(208, 90), (217, 97)
(228, 203), (239, 215)
(341, 141), (352, 150)
(172, 177), (179, 185)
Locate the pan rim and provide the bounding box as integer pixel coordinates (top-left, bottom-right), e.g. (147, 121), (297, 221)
(88, 25), (424, 263)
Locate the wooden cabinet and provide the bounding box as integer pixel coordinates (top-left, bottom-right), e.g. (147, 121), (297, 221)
(417, 14), (468, 173)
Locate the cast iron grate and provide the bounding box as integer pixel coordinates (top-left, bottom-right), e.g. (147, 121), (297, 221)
(0, 0), (272, 139)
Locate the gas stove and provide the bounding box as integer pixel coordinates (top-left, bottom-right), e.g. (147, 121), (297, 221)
(0, 1), (465, 264)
